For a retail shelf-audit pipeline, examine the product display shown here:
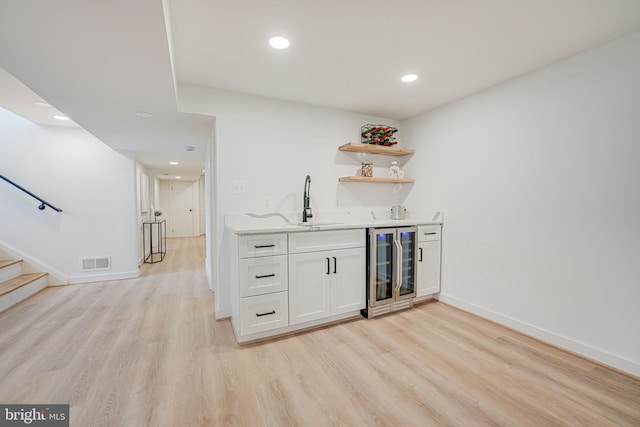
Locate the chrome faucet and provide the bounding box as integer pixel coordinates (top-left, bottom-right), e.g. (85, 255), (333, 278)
(302, 175), (313, 223)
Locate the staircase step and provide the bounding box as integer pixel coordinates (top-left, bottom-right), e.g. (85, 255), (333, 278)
(0, 272), (47, 297)
(0, 259), (23, 283)
(0, 259), (23, 270)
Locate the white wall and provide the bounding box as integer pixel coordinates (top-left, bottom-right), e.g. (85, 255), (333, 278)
(204, 124), (215, 290)
(404, 31), (640, 375)
(199, 174), (205, 235)
(179, 87), (405, 215)
(0, 108), (139, 283)
(136, 162), (154, 264)
(178, 86), (403, 317)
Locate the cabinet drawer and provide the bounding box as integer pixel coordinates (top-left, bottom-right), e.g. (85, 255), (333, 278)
(239, 292), (289, 336)
(418, 225), (441, 242)
(239, 255), (288, 297)
(239, 233), (287, 258)
(289, 229), (365, 254)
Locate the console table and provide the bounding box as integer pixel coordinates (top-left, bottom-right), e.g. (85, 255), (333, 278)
(143, 220), (166, 263)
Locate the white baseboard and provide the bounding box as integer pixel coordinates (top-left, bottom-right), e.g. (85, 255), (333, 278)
(216, 308), (231, 319)
(68, 269), (140, 284)
(437, 293), (640, 378)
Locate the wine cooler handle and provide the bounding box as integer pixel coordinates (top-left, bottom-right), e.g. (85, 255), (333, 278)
(394, 239), (403, 292)
(419, 247), (423, 262)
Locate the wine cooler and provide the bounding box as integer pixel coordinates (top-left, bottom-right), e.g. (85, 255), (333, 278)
(364, 226), (417, 318)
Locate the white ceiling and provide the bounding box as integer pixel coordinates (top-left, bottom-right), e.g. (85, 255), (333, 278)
(0, 0), (212, 181)
(0, 68), (80, 128)
(1, 0), (640, 179)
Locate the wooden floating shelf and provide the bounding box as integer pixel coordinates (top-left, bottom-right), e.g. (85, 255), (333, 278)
(338, 142), (414, 157)
(339, 176), (415, 184)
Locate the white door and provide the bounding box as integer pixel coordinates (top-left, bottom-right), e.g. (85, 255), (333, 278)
(288, 251), (331, 325)
(170, 181), (194, 237)
(417, 240), (441, 297)
(330, 247), (366, 316)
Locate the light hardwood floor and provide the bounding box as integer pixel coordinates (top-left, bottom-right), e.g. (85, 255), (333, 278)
(0, 236), (638, 426)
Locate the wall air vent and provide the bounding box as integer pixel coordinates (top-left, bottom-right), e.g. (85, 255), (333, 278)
(81, 256), (111, 271)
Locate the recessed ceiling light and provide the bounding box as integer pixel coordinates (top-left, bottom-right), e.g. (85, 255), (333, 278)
(53, 115), (70, 121)
(34, 101), (51, 107)
(175, 176), (182, 179)
(136, 111), (153, 118)
(269, 36), (290, 49)
(401, 74), (419, 83)
(169, 161), (178, 165)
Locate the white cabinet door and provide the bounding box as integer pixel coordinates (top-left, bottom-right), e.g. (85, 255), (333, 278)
(331, 247), (366, 316)
(289, 251), (331, 325)
(417, 240), (441, 297)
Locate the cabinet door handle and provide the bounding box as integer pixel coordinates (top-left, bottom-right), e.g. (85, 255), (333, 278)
(423, 232), (437, 236)
(333, 257), (337, 274)
(256, 310), (276, 317)
(254, 244), (275, 248)
(255, 273), (276, 279)
(326, 258), (330, 275)
(419, 247), (423, 262)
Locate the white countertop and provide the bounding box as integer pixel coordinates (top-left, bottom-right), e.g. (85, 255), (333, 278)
(225, 210), (443, 234)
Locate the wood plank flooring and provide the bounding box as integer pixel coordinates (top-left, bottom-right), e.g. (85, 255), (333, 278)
(0, 236), (638, 426)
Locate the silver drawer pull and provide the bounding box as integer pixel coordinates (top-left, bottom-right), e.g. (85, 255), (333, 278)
(256, 310), (276, 317)
(254, 244), (275, 248)
(255, 273), (276, 279)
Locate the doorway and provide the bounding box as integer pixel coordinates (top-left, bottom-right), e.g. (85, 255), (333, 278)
(159, 180), (201, 238)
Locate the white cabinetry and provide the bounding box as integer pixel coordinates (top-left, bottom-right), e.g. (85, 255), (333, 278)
(229, 222), (441, 343)
(235, 233), (289, 337)
(238, 291), (288, 335)
(330, 247), (367, 315)
(416, 225), (442, 300)
(239, 255), (288, 297)
(288, 252), (330, 324)
(238, 234), (287, 258)
(288, 230), (366, 326)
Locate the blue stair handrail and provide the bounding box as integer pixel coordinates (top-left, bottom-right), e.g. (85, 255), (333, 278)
(0, 174), (63, 212)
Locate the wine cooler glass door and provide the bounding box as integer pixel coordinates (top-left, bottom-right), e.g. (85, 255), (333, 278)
(372, 230), (395, 306)
(397, 228), (417, 299)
